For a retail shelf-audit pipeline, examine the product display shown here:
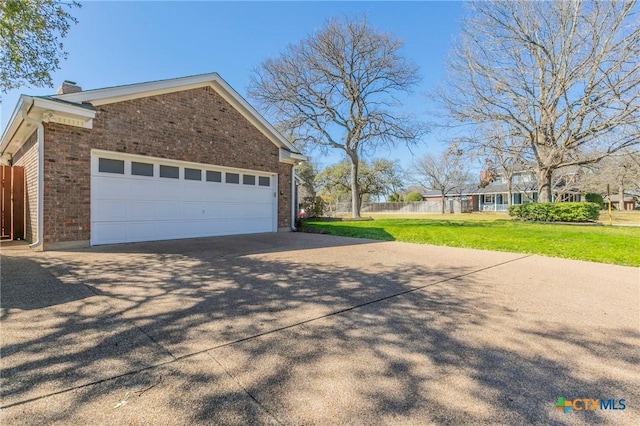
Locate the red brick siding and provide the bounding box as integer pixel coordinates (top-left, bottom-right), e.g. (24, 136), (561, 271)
(42, 86), (292, 243)
(12, 131), (38, 243)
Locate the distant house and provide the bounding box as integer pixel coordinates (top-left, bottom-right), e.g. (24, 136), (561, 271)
(423, 169), (581, 212)
(603, 193), (639, 210)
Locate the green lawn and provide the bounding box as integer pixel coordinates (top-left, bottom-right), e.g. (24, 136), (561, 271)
(302, 218), (640, 267)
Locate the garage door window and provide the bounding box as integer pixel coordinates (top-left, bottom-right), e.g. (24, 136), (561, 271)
(259, 176), (270, 187)
(185, 168), (202, 181)
(206, 171), (222, 182)
(243, 174), (256, 185)
(226, 173), (240, 184)
(160, 165), (179, 179)
(132, 162), (154, 177)
(98, 158), (124, 174)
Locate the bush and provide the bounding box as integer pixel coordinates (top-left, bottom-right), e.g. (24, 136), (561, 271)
(300, 196), (325, 218)
(508, 202), (600, 222)
(585, 193), (604, 208)
(404, 192), (424, 202)
(388, 192), (402, 202)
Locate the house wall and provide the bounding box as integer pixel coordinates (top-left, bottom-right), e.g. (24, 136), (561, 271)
(41, 86), (292, 244)
(12, 131), (38, 243)
(423, 195), (441, 202)
(471, 195), (479, 212)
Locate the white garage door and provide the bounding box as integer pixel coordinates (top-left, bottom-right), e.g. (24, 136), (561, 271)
(90, 151), (277, 245)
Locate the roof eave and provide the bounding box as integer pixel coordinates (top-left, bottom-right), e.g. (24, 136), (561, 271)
(0, 95), (97, 160)
(0, 95), (30, 157)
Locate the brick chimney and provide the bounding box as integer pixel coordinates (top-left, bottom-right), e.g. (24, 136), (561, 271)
(56, 80), (82, 94)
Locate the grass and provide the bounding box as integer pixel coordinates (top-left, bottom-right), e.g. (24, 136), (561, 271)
(303, 216), (640, 267)
(598, 210), (640, 225)
(352, 210), (640, 225)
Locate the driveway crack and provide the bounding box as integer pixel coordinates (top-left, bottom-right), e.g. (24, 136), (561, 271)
(205, 351), (286, 426)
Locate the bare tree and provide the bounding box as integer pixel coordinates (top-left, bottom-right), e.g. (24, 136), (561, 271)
(550, 166), (585, 202)
(582, 150), (640, 209)
(439, 0), (640, 202)
(249, 15), (425, 218)
(476, 127), (531, 206)
(413, 146), (472, 214)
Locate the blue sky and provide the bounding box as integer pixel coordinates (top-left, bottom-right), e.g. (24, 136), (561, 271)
(1, 1), (466, 169)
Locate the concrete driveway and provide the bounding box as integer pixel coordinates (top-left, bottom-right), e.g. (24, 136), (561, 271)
(1, 233), (638, 425)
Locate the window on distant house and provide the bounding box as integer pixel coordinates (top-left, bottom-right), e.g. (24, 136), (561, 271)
(513, 193), (522, 204)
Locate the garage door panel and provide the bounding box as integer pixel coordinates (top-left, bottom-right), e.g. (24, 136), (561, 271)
(222, 218), (272, 235)
(155, 221), (188, 240)
(127, 222), (158, 241)
(126, 201), (158, 221)
(223, 187), (263, 202)
(250, 190), (274, 204)
(92, 222), (127, 245)
(92, 199), (129, 222)
(91, 153), (277, 245)
(180, 202), (206, 219)
(180, 184), (206, 202)
(128, 179), (162, 201)
(154, 202), (184, 221)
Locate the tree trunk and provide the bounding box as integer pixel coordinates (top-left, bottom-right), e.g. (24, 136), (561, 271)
(507, 177), (513, 206)
(350, 157), (361, 218)
(618, 183), (625, 211)
(441, 190), (446, 214)
(536, 169), (553, 202)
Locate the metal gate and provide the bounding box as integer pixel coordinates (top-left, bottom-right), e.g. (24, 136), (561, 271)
(1, 165), (25, 240)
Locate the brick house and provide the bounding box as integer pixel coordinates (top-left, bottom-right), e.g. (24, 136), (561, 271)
(0, 73), (306, 249)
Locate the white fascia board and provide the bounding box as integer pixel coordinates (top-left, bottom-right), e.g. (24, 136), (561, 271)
(1, 95), (98, 158)
(52, 72), (303, 156)
(279, 148), (308, 164)
(32, 98), (96, 119)
(52, 73), (223, 104)
(0, 96), (28, 155)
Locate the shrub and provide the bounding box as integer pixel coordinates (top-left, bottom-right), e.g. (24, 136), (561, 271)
(300, 196), (325, 218)
(404, 192), (424, 202)
(585, 193), (604, 208)
(508, 202), (600, 222)
(388, 192), (402, 202)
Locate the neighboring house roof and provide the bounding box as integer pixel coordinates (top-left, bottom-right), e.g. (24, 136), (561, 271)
(1, 72), (306, 164)
(604, 194), (638, 203)
(423, 181), (538, 198)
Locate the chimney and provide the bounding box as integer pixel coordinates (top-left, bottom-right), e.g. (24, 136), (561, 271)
(56, 80), (82, 94)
